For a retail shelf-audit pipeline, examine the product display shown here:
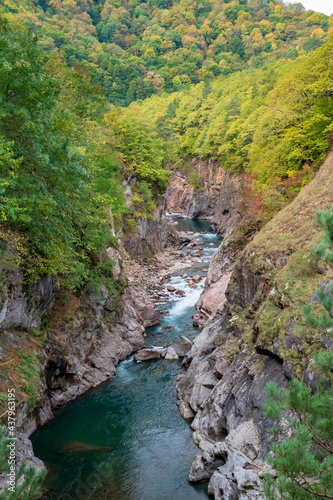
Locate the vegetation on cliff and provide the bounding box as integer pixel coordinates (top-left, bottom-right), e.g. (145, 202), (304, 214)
(1, 4), (333, 286)
(122, 33), (333, 215)
(1, 2), (333, 499)
(263, 206), (333, 500)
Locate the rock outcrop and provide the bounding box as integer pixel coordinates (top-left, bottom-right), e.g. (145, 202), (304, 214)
(166, 159), (242, 236)
(122, 189), (178, 260)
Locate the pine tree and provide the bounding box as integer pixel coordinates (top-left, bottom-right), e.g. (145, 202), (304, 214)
(0, 426), (46, 500)
(263, 205), (333, 500)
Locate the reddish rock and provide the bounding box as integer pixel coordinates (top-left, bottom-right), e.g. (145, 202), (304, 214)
(131, 297), (161, 327)
(192, 272), (232, 327)
(175, 289), (186, 296)
(166, 159), (242, 237)
(192, 275), (202, 283)
(167, 285), (176, 292)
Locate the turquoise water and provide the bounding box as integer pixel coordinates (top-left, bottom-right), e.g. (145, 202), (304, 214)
(31, 218), (221, 500)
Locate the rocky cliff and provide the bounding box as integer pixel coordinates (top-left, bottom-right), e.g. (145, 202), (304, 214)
(166, 159), (242, 237)
(177, 152), (333, 498)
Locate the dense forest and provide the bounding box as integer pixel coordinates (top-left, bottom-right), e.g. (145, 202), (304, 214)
(2, 0), (333, 105)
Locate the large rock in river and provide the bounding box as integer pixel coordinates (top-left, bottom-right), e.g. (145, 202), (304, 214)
(134, 349), (161, 362)
(171, 336), (193, 357)
(164, 346), (179, 360)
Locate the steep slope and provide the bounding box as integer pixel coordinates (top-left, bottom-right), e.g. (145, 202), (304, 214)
(176, 151), (333, 498)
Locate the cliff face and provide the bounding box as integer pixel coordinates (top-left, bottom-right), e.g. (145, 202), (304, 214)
(177, 152), (333, 498)
(121, 184), (178, 260)
(166, 159), (242, 236)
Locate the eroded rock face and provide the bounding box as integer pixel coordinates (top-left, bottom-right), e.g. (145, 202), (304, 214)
(0, 272), (55, 331)
(45, 287), (146, 408)
(192, 238), (236, 328)
(164, 346), (179, 360)
(166, 159), (242, 237)
(122, 199), (179, 260)
(171, 336), (192, 357)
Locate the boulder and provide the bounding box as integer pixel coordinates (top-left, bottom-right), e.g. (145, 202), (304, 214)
(164, 346), (179, 360)
(177, 232), (195, 244)
(167, 285), (176, 292)
(134, 349), (161, 362)
(193, 237), (204, 245)
(177, 400), (195, 419)
(192, 275), (202, 283)
(188, 446), (228, 483)
(208, 452), (264, 500)
(175, 289), (185, 296)
(131, 297), (161, 327)
(171, 336), (193, 357)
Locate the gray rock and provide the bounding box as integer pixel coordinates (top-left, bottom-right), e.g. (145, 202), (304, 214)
(193, 237), (205, 245)
(171, 336), (193, 357)
(134, 349), (161, 362)
(208, 452), (264, 500)
(188, 445), (228, 483)
(164, 346), (179, 360)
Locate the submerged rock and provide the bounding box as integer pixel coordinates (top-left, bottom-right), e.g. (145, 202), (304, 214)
(59, 441), (114, 455)
(134, 349), (161, 362)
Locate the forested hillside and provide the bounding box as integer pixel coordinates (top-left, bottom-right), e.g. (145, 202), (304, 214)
(0, 18), (174, 292)
(1, 6), (333, 288)
(122, 34), (333, 218)
(1, 0), (332, 105)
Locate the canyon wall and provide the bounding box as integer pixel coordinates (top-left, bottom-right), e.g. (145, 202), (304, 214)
(166, 159), (242, 236)
(176, 151), (333, 498)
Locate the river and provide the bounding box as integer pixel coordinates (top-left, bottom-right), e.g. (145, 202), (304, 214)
(31, 218), (221, 500)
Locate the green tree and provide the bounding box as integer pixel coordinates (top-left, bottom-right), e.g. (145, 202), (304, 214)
(0, 425), (46, 500)
(263, 206), (333, 500)
(0, 17), (124, 290)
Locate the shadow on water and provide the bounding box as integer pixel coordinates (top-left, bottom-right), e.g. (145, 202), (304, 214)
(31, 218), (221, 500)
